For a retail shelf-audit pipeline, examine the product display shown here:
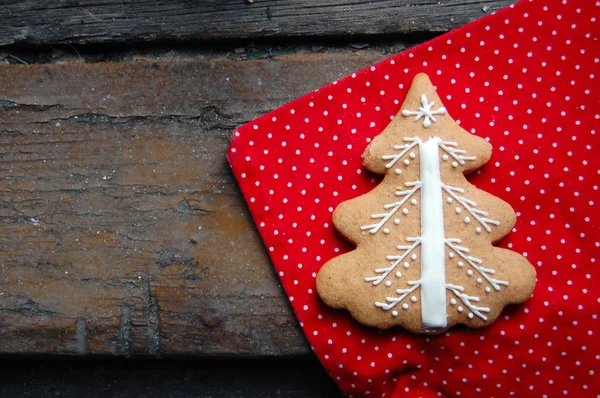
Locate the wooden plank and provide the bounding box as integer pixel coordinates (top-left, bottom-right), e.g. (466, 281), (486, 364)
(0, 358), (343, 397)
(0, 53), (384, 356)
(0, 0), (511, 47)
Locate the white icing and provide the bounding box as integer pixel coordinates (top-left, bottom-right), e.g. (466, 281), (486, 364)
(402, 208), (409, 215)
(395, 271), (402, 278)
(441, 184), (500, 232)
(375, 282), (421, 311)
(394, 218), (401, 225)
(382, 138), (420, 168)
(411, 198), (418, 205)
(395, 168), (402, 175)
(418, 138), (448, 328)
(446, 283), (491, 320)
(385, 281), (392, 287)
(401, 94), (447, 128)
(438, 140), (477, 165)
(364, 238), (421, 285)
(361, 179), (421, 234)
(445, 238), (509, 291)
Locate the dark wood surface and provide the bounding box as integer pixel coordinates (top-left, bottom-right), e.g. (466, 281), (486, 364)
(0, 358), (343, 397)
(0, 54), (383, 356)
(0, 0), (511, 47)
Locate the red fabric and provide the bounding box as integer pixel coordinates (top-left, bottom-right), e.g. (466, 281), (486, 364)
(227, 0), (599, 396)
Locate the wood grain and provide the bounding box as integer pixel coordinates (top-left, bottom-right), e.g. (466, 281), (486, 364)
(0, 0), (511, 47)
(0, 358), (343, 397)
(0, 54), (384, 356)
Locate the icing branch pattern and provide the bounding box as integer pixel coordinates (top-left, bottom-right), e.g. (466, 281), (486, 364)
(360, 182), (421, 234)
(401, 94), (447, 128)
(439, 140), (477, 165)
(364, 238), (421, 285)
(445, 283), (491, 321)
(382, 137), (420, 169)
(445, 238), (509, 291)
(442, 184), (501, 232)
(376, 282), (421, 311)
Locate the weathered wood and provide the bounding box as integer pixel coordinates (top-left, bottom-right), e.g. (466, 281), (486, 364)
(0, 53), (384, 356)
(0, 0), (511, 47)
(0, 358), (343, 397)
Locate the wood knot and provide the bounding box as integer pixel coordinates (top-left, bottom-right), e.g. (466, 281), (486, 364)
(200, 309), (221, 328)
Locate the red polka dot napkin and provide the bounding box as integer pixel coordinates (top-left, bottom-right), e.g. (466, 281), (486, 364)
(227, 0), (599, 396)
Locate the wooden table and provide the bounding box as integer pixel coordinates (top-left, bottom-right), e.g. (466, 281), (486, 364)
(0, 1), (511, 395)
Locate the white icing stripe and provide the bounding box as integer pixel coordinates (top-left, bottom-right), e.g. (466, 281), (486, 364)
(418, 138), (448, 328)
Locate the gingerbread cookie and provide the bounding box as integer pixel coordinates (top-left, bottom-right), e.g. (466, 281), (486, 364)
(316, 73), (536, 334)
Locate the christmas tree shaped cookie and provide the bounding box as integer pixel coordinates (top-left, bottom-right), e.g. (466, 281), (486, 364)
(317, 73), (536, 334)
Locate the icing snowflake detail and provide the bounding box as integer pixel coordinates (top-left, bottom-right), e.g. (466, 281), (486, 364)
(401, 94), (447, 128)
